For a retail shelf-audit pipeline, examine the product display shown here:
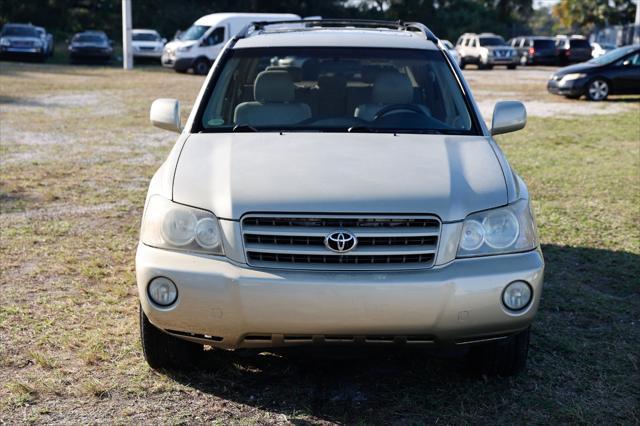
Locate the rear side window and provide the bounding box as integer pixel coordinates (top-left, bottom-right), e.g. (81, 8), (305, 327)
(570, 39), (590, 48)
(198, 47), (477, 135)
(534, 39), (555, 49)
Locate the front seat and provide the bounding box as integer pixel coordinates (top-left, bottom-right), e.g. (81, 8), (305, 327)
(234, 70), (311, 127)
(354, 72), (429, 121)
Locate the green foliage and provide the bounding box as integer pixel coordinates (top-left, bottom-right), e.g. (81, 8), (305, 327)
(0, 0), (540, 42)
(553, 0), (636, 33)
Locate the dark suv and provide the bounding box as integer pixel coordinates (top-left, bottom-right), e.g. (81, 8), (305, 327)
(509, 36), (557, 65)
(556, 36), (592, 64)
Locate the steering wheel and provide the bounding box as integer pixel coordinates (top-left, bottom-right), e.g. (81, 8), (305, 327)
(373, 104), (428, 121)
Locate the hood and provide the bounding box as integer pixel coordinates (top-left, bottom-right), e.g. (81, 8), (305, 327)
(164, 40), (195, 51)
(3, 36), (40, 43)
(554, 61), (599, 77)
(486, 45), (515, 52)
(172, 133), (508, 221)
(132, 40), (163, 48)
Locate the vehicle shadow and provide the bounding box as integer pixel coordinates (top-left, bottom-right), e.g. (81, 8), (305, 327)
(162, 244), (639, 423)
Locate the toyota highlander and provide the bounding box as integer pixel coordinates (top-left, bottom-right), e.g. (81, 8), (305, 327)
(137, 20), (544, 376)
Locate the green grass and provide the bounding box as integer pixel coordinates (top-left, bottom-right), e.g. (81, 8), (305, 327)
(0, 61), (639, 423)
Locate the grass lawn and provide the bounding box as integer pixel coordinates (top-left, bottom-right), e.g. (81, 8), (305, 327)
(0, 61), (639, 424)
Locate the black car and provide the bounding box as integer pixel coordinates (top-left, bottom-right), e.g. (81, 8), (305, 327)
(547, 45), (640, 101)
(509, 36), (557, 65)
(68, 31), (113, 63)
(0, 23), (47, 61)
(555, 36), (592, 64)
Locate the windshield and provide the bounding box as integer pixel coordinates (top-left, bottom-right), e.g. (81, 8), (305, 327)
(73, 34), (105, 44)
(1, 26), (38, 37)
(589, 46), (639, 65)
(133, 32), (159, 41)
(479, 37), (506, 46)
(178, 25), (209, 41)
(199, 47), (475, 134)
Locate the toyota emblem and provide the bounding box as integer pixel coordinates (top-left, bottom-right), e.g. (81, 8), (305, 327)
(324, 230), (358, 253)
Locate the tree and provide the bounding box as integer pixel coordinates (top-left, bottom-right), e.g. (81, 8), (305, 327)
(553, 0), (636, 33)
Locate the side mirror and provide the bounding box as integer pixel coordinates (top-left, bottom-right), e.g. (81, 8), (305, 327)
(162, 38), (167, 44)
(150, 98), (181, 133)
(491, 101), (526, 136)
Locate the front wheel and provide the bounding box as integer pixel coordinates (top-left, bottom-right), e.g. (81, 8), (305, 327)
(587, 79), (609, 101)
(192, 57), (210, 75)
(466, 327), (530, 376)
(140, 304), (203, 369)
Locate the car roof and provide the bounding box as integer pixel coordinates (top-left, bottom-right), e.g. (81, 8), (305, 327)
(234, 28), (437, 50)
(76, 31), (106, 35)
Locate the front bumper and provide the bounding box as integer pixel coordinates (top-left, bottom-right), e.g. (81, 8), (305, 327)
(547, 78), (588, 96)
(134, 49), (162, 58)
(137, 243), (544, 350)
(161, 54), (192, 71)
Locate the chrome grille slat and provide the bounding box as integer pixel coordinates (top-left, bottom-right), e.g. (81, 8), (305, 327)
(245, 243), (436, 256)
(241, 214), (441, 270)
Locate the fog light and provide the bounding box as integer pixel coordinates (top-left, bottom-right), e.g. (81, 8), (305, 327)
(148, 277), (178, 306)
(502, 281), (532, 311)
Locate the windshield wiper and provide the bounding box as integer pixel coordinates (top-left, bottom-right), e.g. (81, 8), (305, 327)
(232, 124), (257, 132)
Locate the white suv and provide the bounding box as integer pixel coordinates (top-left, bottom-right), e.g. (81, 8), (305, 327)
(139, 20), (543, 376)
(456, 33), (518, 69)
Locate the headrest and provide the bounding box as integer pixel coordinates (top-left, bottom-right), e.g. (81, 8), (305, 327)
(373, 72), (414, 104)
(254, 70), (295, 103)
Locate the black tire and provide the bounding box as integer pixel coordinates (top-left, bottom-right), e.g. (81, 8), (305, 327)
(140, 304), (203, 370)
(192, 57), (210, 75)
(586, 78), (609, 101)
(507, 64), (517, 70)
(466, 327), (530, 376)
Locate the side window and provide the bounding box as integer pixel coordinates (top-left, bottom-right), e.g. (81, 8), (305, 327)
(456, 36), (463, 46)
(621, 53), (640, 66)
(204, 27), (225, 46)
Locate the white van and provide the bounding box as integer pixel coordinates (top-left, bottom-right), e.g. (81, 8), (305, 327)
(161, 13), (300, 74)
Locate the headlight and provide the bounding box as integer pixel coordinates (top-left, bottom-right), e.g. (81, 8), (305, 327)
(0, 38), (10, 47)
(502, 281), (532, 311)
(148, 277), (178, 306)
(176, 44), (193, 52)
(560, 73), (587, 82)
(457, 199), (537, 257)
(141, 195), (224, 255)
(33, 40), (43, 48)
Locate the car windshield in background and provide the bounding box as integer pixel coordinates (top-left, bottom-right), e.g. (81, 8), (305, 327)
(133, 33), (159, 41)
(178, 25), (209, 41)
(2, 26), (38, 37)
(200, 47), (475, 134)
(479, 37), (506, 46)
(74, 34), (104, 43)
(534, 39), (555, 49)
(589, 46), (638, 65)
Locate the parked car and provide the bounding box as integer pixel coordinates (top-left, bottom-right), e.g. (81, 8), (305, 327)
(591, 42), (616, 58)
(162, 12), (300, 75)
(456, 33), (518, 69)
(139, 19), (543, 376)
(547, 44), (640, 100)
(509, 36), (557, 65)
(34, 26), (54, 57)
(68, 31), (113, 63)
(0, 23), (47, 61)
(439, 39), (461, 66)
(555, 35), (592, 64)
(132, 29), (166, 60)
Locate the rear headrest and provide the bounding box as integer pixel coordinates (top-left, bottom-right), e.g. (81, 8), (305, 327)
(373, 72), (414, 104)
(254, 70), (295, 103)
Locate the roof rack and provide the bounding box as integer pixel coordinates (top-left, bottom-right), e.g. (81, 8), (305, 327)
(240, 19), (439, 43)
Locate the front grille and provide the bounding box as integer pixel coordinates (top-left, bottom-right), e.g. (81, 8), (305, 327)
(241, 214), (440, 270)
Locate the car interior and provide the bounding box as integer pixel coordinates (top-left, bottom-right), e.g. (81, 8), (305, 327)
(203, 49), (473, 132)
